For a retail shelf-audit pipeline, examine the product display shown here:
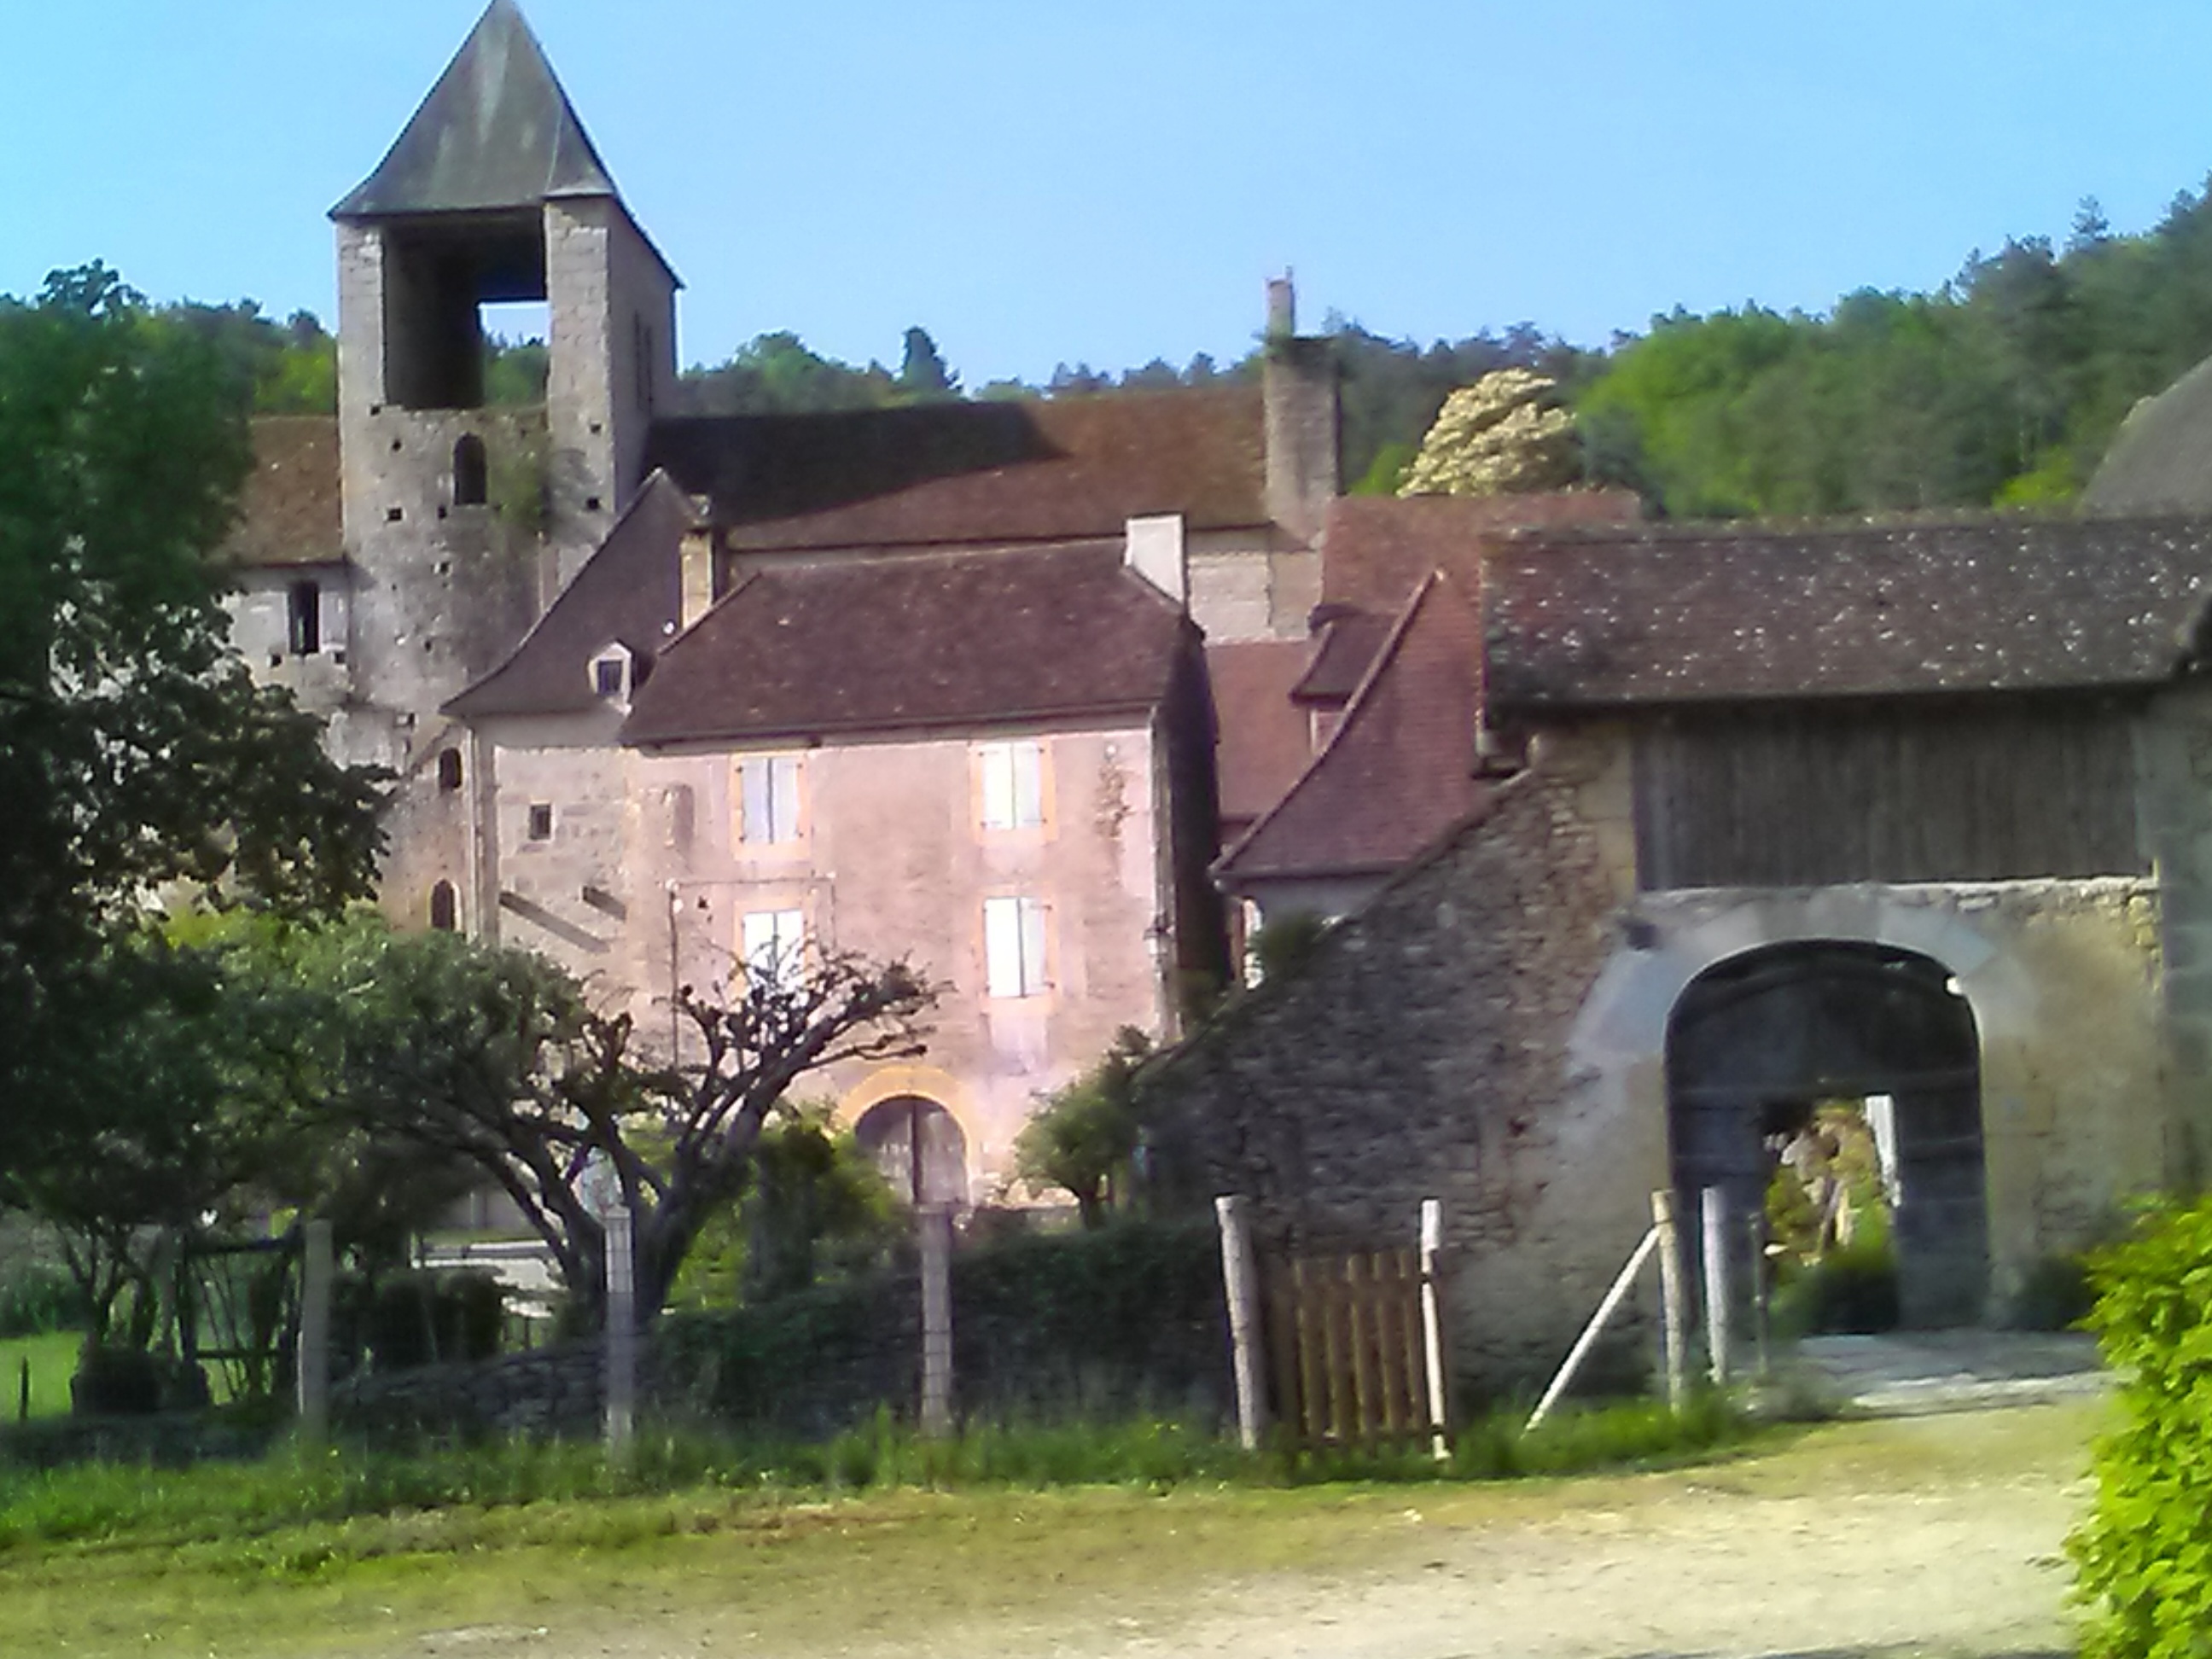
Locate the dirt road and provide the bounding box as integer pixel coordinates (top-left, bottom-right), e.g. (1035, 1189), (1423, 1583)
(392, 1404), (2092, 1659)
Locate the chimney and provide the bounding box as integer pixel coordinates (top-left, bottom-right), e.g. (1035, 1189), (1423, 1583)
(1124, 513), (1187, 606)
(1261, 274), (1340, 545)
(678, 503), (716, 632)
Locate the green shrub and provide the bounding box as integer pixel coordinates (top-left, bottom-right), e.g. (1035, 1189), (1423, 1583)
(2068, 1197), (2212, 1657)
(358, 1270), (506, 1371)
(1771, 1240), (1898, 1335)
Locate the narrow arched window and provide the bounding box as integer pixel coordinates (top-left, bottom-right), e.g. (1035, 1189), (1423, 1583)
(452, 434), (488, 506)
(436, 748), (463, 792)
(429, 880), (458, 932)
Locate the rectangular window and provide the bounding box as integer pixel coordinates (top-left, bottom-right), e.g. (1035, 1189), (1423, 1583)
(741, 908), (806, 989)
(527, 803), (553, 841)
(977, 740), (1045, 830)
(287, 580), (321, 656)
(982, 895), (1049, 998)
(593, 655), (626, 697)
(737, 754), (803, 845)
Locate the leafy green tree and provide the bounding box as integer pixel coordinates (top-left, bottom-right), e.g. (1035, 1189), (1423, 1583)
(1014, 1027), (1153, 1228)
(0, 265), (383, 1202)
(894, 326), (959, 400)
(295, 919), (935, 1327)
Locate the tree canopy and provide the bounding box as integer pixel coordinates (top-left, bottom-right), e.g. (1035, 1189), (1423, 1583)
(0, 265), (384, 1195)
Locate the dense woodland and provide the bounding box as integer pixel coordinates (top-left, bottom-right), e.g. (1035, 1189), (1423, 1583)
(169, 174), (2212, 521)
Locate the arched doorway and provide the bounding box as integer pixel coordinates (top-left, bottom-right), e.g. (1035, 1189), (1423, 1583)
(854, 1096), (968, 1208)
(1668, 940), (1986, 1327)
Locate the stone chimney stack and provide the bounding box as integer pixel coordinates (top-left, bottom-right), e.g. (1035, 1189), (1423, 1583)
(1124, 513), (1187, 606)
(678, 509), (717, 632)
(1261, 273), (1340, 546)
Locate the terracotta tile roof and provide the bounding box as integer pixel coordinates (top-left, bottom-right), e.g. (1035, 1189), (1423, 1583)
(643, 389), (1266, 553)
(622, 543), (1191, 748)
(221, 416), (343, 569)
(1206, 639), (1315, 832)
(445, 471), (691, 719)
(1215, 573), (1488, 886)
(1320, 491), (1639, 612)
(1486, 514), (2212, 711)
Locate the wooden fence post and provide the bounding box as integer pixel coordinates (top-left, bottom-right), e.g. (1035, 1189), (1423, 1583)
(1651, 1189), (1687, 1413)
(1214, 1196), (1266, 1451)
(1419, 1198), (1449, 1461)
(603, 1211), (636, 1460)
(918, 1204), (953, 1439)
(295, 1219), (333, 1446)
(1701, 1185), (1731, 1388)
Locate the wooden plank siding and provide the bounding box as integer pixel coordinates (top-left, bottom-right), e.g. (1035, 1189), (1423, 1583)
(1631, 697), (2145, 890)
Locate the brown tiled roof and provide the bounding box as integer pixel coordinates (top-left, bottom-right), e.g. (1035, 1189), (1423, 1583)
(1216, 573), (1488, 886)
(1486, 514), (2212, 711)
(643, 390), (1266, 553)
(1206, 639), (1315, 831)
(1289, 606), (1393, 704)
(622, 543), (1190, 748)
(1320, 491), (1639, 612)
(445, 471), (691, 719)
(221, 416), (342, 568)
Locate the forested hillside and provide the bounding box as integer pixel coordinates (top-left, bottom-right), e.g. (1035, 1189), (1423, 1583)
(144, 172), (2212, 523)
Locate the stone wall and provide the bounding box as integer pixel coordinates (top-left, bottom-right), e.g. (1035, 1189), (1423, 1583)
(1143, 769), (1636, 1397)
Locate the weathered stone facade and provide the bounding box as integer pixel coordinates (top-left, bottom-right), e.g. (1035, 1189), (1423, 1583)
(1146, 768), (1638, 1394)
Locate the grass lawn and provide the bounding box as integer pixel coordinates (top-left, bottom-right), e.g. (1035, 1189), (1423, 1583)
(0, 1332), (77, 1422)
(0, 1400), (2104, 1659)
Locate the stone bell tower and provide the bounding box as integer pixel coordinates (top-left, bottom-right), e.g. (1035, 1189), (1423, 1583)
(328, 0), (679, 930)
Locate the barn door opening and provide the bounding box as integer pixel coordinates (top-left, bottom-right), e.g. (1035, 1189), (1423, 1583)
(855, 1096), (969, 1208)
(1667, 940), (1985, 1328)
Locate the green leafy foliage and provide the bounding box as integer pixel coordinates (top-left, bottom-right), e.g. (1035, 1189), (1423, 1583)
(1012, 1028), (1152, 1225)
(667, 1112), (899, 1309)
(2068, 1198), (2212, 1656)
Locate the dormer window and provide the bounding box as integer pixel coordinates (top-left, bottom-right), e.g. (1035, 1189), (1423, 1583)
(589, 644), (632, 701)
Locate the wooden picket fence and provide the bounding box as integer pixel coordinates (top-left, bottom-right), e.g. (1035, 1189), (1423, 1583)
(1265, 1248), (1444, 1452)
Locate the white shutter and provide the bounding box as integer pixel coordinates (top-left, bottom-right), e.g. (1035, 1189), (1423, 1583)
(1011, 742), (1044, 828)
(740, 760), (771, 844)
(770, 755), (800, 841)
(979, 743), (1016, 830)
(742, 910), (777, 973)
(1018, 897), (1048, 993)
(984, 897), (1023, 998)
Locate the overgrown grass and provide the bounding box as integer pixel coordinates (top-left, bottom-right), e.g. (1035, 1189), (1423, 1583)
(0, 1332), (79, 1423)
(0, 1393), (1756, 1563)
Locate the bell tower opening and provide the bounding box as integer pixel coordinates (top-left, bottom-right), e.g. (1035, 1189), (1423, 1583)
(380, 212), (546, 411)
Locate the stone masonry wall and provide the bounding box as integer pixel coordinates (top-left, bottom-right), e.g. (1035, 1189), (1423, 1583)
(1143, 768), (1638, 1397)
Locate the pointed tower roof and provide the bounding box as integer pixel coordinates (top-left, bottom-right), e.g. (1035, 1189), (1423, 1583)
(332, 0), (619, 218)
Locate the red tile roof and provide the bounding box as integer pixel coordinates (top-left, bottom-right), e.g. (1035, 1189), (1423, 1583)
(222, 416), (343, 568)
(644, 390), (1266, 553)
(1320, 492), (1639, 612)
(1215, 573), (1488, 886)
(1487, 514), (2212, 710)
(622, 543), (1192, 748)
(445, 472), (692, 719)
(1206, 639), (1316, 832)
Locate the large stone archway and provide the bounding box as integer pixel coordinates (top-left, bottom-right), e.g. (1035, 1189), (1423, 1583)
(1566, 879), (2166, 1322)
(1668, 939), (1985, 1326)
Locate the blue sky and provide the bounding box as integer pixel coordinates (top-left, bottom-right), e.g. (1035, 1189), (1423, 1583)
(5, 2), (2212, 386)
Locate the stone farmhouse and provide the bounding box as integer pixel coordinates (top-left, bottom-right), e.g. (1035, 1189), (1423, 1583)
(223, 0), (1343, 1201)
